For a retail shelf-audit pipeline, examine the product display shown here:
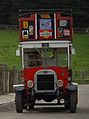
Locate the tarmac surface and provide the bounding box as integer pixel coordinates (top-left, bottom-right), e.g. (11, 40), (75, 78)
(0, 85), (89, 119)
(0, 93), (15, 110)
(0, 84), (89, 110)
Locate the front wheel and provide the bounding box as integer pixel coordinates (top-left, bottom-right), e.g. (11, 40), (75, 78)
(29, 104), (34, 110)
(29, 102), (34, 110)
(69, 91), (77, 113)
(15, 92), (23, 113)
(64, 97), (70, 109)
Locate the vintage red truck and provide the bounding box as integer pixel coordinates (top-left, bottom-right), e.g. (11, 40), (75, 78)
(13, 9), (78, 113)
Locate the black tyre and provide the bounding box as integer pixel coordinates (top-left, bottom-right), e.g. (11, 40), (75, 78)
(29, 105), (34, 110)
(23, 106), (27, 109)
(29, 99), (35, 110)
(69, 91), (77, 113)
(15, 92), (23, 113)
(29, 102), (34, 110)
(65, 97), (70, 109)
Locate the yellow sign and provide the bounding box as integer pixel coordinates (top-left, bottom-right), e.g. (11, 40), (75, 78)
(23, 21), (28, 29)
(40, 14), (50, 18)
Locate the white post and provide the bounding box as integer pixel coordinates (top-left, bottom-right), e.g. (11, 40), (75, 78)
(22, 48), (24, 68)
(5, 72), (10, 93)
(35, 13), (37, 39)
(68, 46), (70, 68)
(2, 71), (6, 93)
(54, 13), (56, 39)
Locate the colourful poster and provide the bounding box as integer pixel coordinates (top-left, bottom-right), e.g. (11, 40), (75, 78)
(39, 19), (53, 39)
(23, 21), (28, 29)
(39, 29), (52, 39)
(40, 19), (52, 30)
(57, 19), (71, 38)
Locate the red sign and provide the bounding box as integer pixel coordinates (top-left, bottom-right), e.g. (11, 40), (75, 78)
(39, 29), (53, 39)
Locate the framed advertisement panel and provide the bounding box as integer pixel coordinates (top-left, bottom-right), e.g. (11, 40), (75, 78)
(56, 14), (73, 41)
(19, 14), (35, 41)
(37, 13), (54, 40)
(19, 12), (73, 42)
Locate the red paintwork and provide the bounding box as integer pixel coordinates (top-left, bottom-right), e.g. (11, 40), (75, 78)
(23, 66), (68, 89)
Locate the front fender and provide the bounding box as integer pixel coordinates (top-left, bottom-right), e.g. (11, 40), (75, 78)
(13, 84), (24, 92)
(67, 83), (78, 91)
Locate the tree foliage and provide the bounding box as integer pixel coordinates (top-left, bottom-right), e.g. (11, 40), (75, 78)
(0, 0), (89, 27)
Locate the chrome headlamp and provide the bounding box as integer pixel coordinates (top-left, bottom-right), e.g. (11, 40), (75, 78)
(27, 80), (34, 88)
(57, 80), (63, 87)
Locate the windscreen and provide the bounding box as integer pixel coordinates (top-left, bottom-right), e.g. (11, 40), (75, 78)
(23, 48), (68, 67)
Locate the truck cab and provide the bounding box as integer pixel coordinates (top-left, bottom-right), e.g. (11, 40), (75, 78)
(14, 9), (78, 113)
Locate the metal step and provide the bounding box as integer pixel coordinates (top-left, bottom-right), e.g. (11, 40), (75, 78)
(35, 103), (64, 105)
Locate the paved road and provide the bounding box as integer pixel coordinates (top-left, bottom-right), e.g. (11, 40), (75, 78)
(0, 85), (89, 119)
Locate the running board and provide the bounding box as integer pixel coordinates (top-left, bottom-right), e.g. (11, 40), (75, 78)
(35, 103), (64, 105)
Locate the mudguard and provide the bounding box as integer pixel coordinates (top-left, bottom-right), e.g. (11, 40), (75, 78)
(67, 83), (78, 91)
(13, 84), (24, 91)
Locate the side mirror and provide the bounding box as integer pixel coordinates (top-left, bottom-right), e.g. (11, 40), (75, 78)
(71, 47), (75, 54)
(16, 49), (20, 56)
